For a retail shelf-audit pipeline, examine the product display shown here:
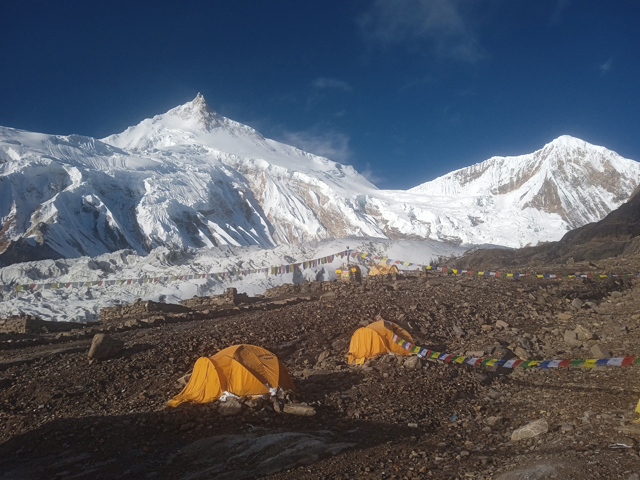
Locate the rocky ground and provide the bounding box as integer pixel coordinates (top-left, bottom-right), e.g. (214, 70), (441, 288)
(1, 256), (640, 479)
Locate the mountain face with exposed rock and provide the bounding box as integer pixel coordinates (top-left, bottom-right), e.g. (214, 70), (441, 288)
(453, 183), (640, 269)
(409, 134), (640, 231)
(1, 94), (640, 266)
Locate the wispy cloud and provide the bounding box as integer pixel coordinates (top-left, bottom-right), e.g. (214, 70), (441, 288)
(281, 127), (352, 163)
(359, 162), (383, 185)
(599, 57), (613, 75)
(358, 0), (484, 63)
(312, 77), (353, 91)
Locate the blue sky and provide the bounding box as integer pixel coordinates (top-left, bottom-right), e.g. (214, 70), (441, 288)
(1, 1), (639, 189)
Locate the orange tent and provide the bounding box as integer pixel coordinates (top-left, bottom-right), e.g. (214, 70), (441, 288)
(347, 320), (414, 364)
(167, 344), (295, 407)
(368, 263), (399, 276)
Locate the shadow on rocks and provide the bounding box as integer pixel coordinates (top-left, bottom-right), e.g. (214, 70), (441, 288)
(120, 342), (156, 359)
(0, 403), (418, 480)
(295, 370), (366, 403)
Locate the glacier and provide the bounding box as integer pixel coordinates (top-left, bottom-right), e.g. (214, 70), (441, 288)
(2, 94), (640, 266)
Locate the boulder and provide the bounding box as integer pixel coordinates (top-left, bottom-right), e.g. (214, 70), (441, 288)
(176, 373), (192, 387)
(218, 399), (243, 416)
(571, 298), (584, 309)
(563, 330), (582, 348)
(574, 324), (594, 341)
(403, 356), (421, 370)
(495, 320), (509, 330)
(87, 334), (124, 360)
(320, 292), (336, 302)
(283, 403), (316, 416)
(453, 325), (466, 336)
(511, 419), (549, 441)
(466, 350), (484, 358)
(486, 416), (503, 427)
(514, 347), (528, 360)
(590, 344), (610, 358)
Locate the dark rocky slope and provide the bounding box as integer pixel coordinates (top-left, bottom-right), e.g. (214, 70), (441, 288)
(1, 266), (640, 479)
(454, 185), (640, 270)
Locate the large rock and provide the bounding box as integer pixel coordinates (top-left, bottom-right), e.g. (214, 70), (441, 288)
(495, 320), (509, 330)
(320, 292), (336, 302)
(87, 334), (124, 360)
(218, 398), (243, 416)
(283, 403), (316, 416)
(563, 330), (582, 348)
(403, 356), (421, 370)
(574, 324), (594, 341)
(590, 344), (610, 358)
(514, 347), (528, 360)
(511, 419), (549, 441)
(571, 298), (584, 309)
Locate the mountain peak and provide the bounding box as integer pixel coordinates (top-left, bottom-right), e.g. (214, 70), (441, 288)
(189, 92), (211, 112)
(546, 135), (591, 150)
(167, 93), (217, 130)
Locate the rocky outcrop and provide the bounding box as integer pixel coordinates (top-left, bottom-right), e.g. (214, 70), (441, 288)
(98, 300), (190, 324)
(87, 333), (124, 360)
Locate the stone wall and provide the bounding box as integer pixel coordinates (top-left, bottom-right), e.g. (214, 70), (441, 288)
(179, 288), (257, 310)
(0, 314), (79, 334)
(263, 281), (326, 298)
(99, 300), (190, 323)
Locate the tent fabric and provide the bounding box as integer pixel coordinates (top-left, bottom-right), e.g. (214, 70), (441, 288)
(167, 344), (295, 407)
(347, 320), (414, 364)
(368, 263), (399, 276)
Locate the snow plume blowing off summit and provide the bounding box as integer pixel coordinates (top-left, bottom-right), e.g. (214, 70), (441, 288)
(1, 94), (640, 265)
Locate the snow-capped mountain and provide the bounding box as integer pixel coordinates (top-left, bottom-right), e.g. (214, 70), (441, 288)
(410, 135), (640, 231)
(1, 94), (640, 265)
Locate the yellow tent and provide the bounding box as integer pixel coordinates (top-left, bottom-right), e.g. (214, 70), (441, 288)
(167, 344), (295, 407)
(347, 320), (414, 364)
(368, 263), (399, 276)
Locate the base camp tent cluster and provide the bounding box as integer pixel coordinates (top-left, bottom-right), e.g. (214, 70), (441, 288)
(167, 320), (640, 418)
(167, 320), (413, 405)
